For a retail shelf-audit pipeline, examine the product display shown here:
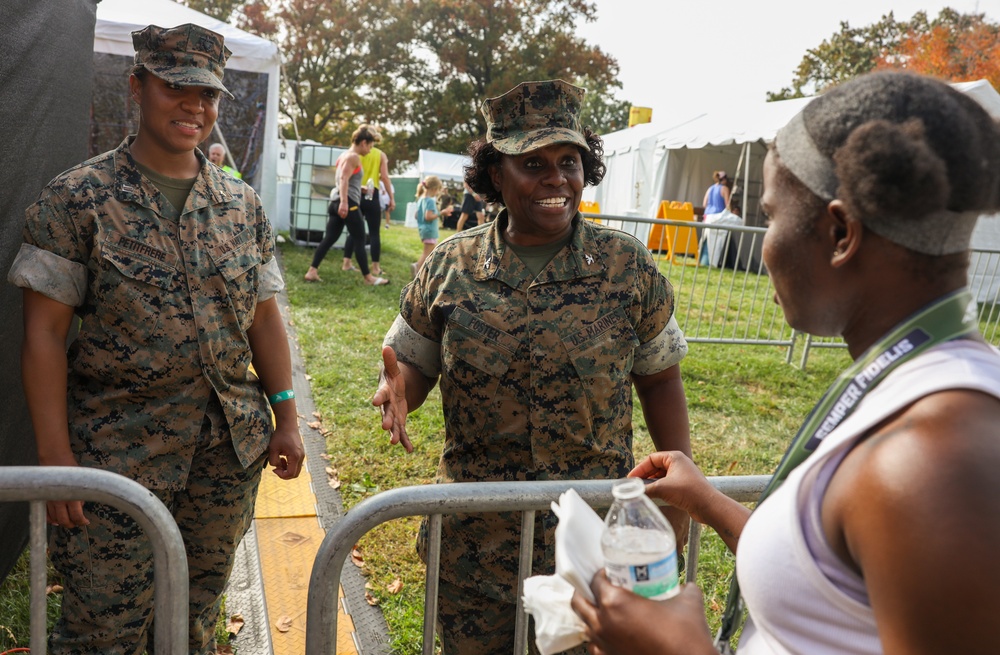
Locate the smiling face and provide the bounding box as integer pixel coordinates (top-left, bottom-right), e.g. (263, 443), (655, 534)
(131, 73), (220, 161)
(489, 143), (585, 245)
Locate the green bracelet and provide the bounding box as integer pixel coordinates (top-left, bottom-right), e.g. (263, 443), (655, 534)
(268, 389), (295, 405)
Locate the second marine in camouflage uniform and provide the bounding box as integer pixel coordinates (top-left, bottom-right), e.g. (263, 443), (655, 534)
(385, 208), (687, 598)
(8, 23), (302, 655)
(379, 78), (690, 654)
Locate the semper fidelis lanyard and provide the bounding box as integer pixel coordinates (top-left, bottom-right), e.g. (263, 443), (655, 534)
(714, 288), (979, 653)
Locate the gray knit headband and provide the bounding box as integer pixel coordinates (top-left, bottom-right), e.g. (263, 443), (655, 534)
(775, 110), (979, 256)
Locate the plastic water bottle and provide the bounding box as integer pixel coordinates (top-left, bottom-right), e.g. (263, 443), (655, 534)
(364, 179), (375, 201)
(601, 477), (679, 600)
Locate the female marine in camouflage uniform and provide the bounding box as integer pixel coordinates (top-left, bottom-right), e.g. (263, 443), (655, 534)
(8, 24), (303, 655)
(375, 80), (692, 654)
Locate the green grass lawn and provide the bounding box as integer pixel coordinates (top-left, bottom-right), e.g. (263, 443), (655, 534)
(280, 224), (852, 654)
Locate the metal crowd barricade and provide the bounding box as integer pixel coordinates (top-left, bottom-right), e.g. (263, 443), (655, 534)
(0, 467), (189, 655)
(584, 213), (799, 350)
(305, 476), (769, 655)
(582, 212), (1000, 367)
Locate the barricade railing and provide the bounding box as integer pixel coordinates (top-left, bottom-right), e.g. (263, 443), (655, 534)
(305, 476), (769, 655)
(583, 213), (1000, 366)
(0, 467), (189, 655)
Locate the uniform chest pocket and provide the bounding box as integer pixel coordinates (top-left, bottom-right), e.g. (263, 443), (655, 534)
(564, 309), (640, 385)
(209, 232), (261, 330)
(98, 240), (179, 344)
(440, 308), (518, 439)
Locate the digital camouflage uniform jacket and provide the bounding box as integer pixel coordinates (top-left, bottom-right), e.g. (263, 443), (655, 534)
(8, 137), (283, 490)
(384, 210), (687, 601)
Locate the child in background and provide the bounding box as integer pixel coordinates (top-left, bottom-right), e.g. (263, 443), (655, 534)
(411, 176), (451, 277)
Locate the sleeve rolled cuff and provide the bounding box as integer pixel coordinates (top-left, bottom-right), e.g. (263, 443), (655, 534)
(382, 314), (441, 379)
(6, 243), (87, 307)
(258, 256), (285, 302)
(632, 314), (688, 376)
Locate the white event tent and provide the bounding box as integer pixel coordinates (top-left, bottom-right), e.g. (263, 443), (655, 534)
(94, 0), (282, 223)
(417, 149), (471, 183)
(589, 79), (1000, 223)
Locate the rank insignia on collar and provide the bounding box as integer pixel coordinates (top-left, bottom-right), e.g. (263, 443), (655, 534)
(484, 256), (493, 271)
(121, 184), (136, 194)
(584, 253), (594, 265)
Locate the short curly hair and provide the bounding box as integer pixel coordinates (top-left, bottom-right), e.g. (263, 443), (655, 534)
(463, 129), (606, 205)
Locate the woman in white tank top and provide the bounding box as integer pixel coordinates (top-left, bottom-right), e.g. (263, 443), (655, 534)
(571, 71), (1000, 655)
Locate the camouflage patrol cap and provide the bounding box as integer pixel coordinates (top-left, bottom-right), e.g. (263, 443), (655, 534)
(132, 23), (234, 99)
(482, 79), (589, 155)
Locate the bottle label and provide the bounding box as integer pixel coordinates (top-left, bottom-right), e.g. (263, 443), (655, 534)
(605, 551), (679, 600)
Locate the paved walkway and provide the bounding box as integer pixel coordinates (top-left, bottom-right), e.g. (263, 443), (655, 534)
(225, 253), (391, 655)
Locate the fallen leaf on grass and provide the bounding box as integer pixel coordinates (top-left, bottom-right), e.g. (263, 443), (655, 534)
(351, 547), (364, 567)
(326, 466), (342, 489)
(709, 599), (722, 612)
(386, 578), (403, 594)
(275, 615), (293, 632)
(216, 645), (235, 654)
(46, 584), (63, 595)
(365, 591), (379, 606)
(307, 421), (323, 431)
(319, 453), (332, 460)
(312, 411), (323, 420)
(305, 374), (312, 381)
(365, 581), (375, 590)
(227, 613), (245, 636)
(726, 461), (739, 474)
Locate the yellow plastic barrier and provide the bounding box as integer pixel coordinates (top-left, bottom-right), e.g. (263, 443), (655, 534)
(579, 200), (601, 223)
(647, 201), (698, 261)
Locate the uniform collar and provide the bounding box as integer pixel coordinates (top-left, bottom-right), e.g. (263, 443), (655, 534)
(112, 137), (235, 216)
(474, 209), (607, 288)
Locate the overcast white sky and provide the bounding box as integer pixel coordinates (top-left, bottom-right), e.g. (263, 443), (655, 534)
(577, 0), (999, 125)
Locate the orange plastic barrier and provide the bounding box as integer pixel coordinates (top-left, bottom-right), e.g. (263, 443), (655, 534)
(647, 201), (697, 260)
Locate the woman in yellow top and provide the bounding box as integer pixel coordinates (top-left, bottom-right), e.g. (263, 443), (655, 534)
(343, 125), (395, 276)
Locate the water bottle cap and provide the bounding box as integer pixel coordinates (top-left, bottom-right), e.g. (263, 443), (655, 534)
(610, 477), (645, 500)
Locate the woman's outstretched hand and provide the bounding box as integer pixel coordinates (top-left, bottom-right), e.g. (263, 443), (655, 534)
(373, 346), (412, 452)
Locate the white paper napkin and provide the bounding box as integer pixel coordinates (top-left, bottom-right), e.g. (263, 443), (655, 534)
(521, 488), (606, 654)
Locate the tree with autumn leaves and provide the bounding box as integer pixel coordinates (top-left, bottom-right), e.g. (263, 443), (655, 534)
(891, 9), (1000, 91)
(769, 8), (1000, 101)
(182, 0), (629, 167)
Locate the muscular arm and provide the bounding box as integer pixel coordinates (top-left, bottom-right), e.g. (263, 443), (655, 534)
(247, 296), (304, 479)
(336, 153), (359, 217)
(632, 363), (693, 544)
(21, 289), (88, 527)
(824, 390), (1000, 655)
(633, 363), (690, 455)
